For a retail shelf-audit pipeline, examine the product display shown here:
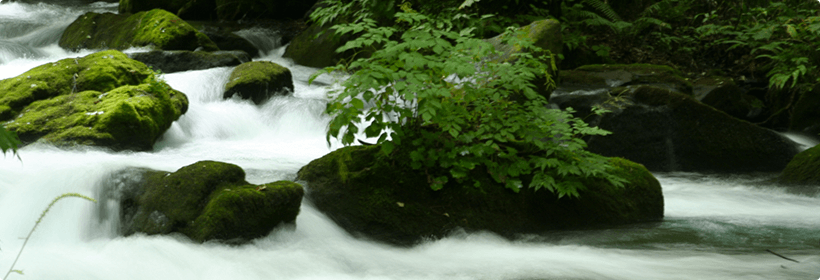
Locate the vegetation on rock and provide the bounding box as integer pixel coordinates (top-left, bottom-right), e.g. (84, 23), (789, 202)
(0, 50), (188, 151)
(59, 9), (218, 51)
(780, 144), (820, 185)
(224, 61), (294, 105)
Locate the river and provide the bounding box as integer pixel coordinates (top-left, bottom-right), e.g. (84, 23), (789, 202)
(1, 2), (819, 279)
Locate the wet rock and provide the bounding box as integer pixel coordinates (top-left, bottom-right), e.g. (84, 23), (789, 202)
(128, 50), (250, 73)
(223, 61), (293, 105)
(297, 144), (664, 246)
(0, 50), (188, 151)
(581, 86), (799, 172)
(779, 144), (820, 185)
(700, 82), (764, 122)
(104, 161), (304, 243)
(560, 64), (692, 94)
(59, 9), (218, 51)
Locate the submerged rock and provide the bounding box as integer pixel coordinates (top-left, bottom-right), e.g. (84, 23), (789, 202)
(297, 144), (663, 246)
(103, 161), (303, 243)
(59, 9), (218, 51)
(579, 86), (799, 172)
(779, 144), (820, 185)
(128, 50), (250, 73)
(223, 61), (293, 105)
(0, 50), (188, 151)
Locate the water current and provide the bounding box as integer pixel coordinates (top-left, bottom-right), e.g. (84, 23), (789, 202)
(1, 2), (819, 279)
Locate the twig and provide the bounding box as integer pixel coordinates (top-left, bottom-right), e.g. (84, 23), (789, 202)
(766, 249), (800, 263)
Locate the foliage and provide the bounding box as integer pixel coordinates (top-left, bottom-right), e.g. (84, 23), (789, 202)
(0, 126), (20, 159)
(3, 193), (96, 279)
(311, 3), (625, 197)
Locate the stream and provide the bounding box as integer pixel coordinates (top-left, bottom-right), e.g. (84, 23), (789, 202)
(1, 2), (819, 279)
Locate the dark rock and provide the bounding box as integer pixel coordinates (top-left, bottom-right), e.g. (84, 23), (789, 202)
(119, 0), (217, 21)
(0, 50), (188, 151)
(789, 83), (820, 135)
(59, 9), (218, 51)
(103, 161), (303, 243)
(214, 0), (317, 21)
(779, 144), (820, 185)
(700, 82), (764, 121)
(296, 144), (664, 246)
(128, 50), (250, 73)
(560, 64), (693, 94)
(282, 22), (355, 68)
(582, 86), (799, 172)
(223, 61), (293, 105)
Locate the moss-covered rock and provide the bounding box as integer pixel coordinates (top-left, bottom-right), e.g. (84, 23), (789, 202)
(59, 9), (218, 51)
(584, 86), (799, 172)
(561, 64), (693, 94)
(110, 161), (304, 243)
(779, 144), (820, 185)
(128, 50), (250, 73)
(296, 144), (663, 246)
(700, 82), (764, 122)
(486, 19), (562, 99)
(0, 50), (188, 151)
(282, 22), (356, 68)
(223, 61), (293, 105)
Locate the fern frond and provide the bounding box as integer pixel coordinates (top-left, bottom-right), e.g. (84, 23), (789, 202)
(581, 0), (622, 21)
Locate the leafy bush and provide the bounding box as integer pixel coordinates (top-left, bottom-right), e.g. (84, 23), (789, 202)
(311, 1), (625, 197)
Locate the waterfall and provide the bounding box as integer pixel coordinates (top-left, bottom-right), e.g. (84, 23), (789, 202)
(1, 2), (819, 280)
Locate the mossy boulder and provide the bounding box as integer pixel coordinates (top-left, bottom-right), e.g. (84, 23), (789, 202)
(486, 19), (562, 99)
(560, 64), (693, 94)
(779, 144), (820, 185)
(282, 22), (356, 68)
(700, 82), (764, 122)
(223, 61), (293, 105)
(0, 50), (188, 151)
(128, 50), (250, 74)
(296, 144), (663, 246)
(59, 9), (218, 51)
(106, 161), (304, 243)
(582, 86), (799, 172)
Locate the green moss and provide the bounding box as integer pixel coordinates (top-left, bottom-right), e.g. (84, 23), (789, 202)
(223, 61), (294, 104)
(297, 144), (664, 246)
(780, 144), (820, 185)
(189, 181), (303, 242)
(59, 9), (218, 51)
(1, 50), (188, 150)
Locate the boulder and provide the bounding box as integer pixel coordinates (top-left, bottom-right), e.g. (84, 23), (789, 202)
(100, 161), (304, 243)
(699, 82), (764, 122)
(128, 50), (250, 73)
(779, 144), (820, 185)
(215, 0), (317, 21)
(0, 50), (188, 151)
(486, 19), (562, 99)
(223, 61), (293, 105)
(119, 0), (217, 20)
(789, 83), (820, 135)
(59, 9), (218, 51)
(283, 22), (356, 68)
(560, 64), (693, 94)
(296, 144), (664, 246)
(578, 86), (799, 172)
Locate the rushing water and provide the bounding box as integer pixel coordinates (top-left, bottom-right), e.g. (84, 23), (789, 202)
(1, 2), (820, 279)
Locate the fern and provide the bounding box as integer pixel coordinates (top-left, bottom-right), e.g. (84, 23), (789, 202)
(581, 0), (621, 22)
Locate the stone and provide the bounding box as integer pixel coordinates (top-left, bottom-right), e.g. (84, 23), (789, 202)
(560, 64), (693, 94)
(223, 61), (293, 105)
(0, 50), (188, 151)
(296, 144), (664, 246)
(128, 50), (250, 73)
(103, 161), (304, 243)
(59, 9), (218, 51)
(779, 144), (820, 185)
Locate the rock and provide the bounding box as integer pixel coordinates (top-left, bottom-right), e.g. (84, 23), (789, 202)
(0, 50), (188, 151)
(59, 9), (218, 51)
(699, 82), (764, 122)
(223, 61), (293, 104)
(296, 144), (663, 246)
(692, 75), (735, 100)
(779, 144), (820, 185)
(283, 22), (357, 68)
(128, 50), (250, 73)
(579, 86), (799, 172)
(103, 161), (304, 243)
(195, 25), (260, 57)
(560, 64), (693, 94)
(485, 19), (562, 99)
(789, 83), (820, 135)
(119, 0), (217, 20)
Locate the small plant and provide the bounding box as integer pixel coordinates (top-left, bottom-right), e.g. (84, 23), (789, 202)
(0, 126), (20, 159)
(3, 193), (96, 279)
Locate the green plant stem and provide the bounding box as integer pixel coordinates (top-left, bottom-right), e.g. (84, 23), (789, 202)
(3, 193), (96, 280)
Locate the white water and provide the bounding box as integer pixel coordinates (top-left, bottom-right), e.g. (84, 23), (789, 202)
(2, 2), (820, 279)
